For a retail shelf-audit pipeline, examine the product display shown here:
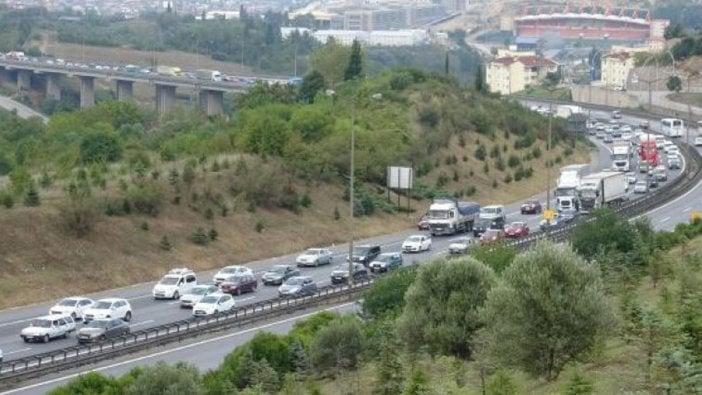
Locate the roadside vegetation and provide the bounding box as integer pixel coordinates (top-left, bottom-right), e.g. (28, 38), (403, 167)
(49, 210), (702, 394)
(0, 38), (590, 306)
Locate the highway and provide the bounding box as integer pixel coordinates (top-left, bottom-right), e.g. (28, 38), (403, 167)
(0, 97), (46, 122)
(0, 106), (696, 394)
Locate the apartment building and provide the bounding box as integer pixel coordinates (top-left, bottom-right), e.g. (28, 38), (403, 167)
(601, 52), (635, 89)
(486, 55), (558, 95)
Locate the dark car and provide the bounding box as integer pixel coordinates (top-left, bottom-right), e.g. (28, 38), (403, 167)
(473, 217), (505, 237)
(347, 245), (381, 265)
(504, 222), (529, 238)
(368, 252), (403, 273)
(417, 214), (430, 231)
(261, 265), (300, 286)
(278, 276), (317, 298)
(77, 318), (129, 343)
(330, 263), (369, 284)
(649, 178), (659, 188)
(220, 274), (257, 296)
(479, 229), (505, 245)
(520, 200), (542, 214)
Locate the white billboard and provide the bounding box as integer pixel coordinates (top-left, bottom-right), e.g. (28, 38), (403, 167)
(387, 166), (413, 189)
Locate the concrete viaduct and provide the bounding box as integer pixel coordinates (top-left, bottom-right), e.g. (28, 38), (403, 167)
(1, 59), (250, 115)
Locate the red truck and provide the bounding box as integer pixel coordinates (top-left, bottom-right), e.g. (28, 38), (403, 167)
(638, 138), (658, 173)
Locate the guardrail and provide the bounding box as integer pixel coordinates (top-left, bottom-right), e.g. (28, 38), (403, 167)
(0, 281), (369, 387)
(1, 102), (700, 388)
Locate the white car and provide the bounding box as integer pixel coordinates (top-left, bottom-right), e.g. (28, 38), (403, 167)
(633, 181), (648, 194)
(20, 315), (75, 343)
(295, 248), (334, 267)
(695, 136), (702, 146)
(402, 235), (432, 253)
(192, 293), (235, 317)
(448, 236), (472, 255)
(83, 298), (132, 322)
(213, 265), (253, 284)
(49, 297), (94, 320)
(152, 268), (197, 299)
(180, 284), (220, 308)
(625, 172), (637, 184)
(0, 348), (3, 362)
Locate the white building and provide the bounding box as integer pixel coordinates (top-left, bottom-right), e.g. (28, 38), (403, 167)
(311, 29), (428, 46)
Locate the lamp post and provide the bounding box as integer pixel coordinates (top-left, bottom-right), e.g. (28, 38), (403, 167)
(347, 94), (357, 287)
(546, 103), (553, 226)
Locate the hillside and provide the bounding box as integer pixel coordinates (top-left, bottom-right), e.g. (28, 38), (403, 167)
(0, 70), (591, 308)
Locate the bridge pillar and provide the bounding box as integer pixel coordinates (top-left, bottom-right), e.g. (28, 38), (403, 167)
(79, 76), (95, 108)
(16, 69), (32, 93)
(46, 73), (61, 101)
(199, 89), (224, 116)
(115, 80), (134, 102)
(155, 84), (177, 114)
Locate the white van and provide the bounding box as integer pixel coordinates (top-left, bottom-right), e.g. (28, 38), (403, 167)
(479, 205), (506, 221)
(152, 268), (197, 300)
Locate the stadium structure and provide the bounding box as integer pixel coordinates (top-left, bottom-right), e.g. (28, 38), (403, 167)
(513, 5), (669, 43)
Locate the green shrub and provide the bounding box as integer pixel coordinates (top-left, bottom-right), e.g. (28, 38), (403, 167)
(475, 145), (487, 161)
(190, 227), (209, 245)
(255, 220), (265, 233)
(504, 173), (513, 183)
(125, 184), (163, 216)
(0, 190), (14, 208)
(507, 154), (521, 168)
(300, 192), (312, 208)
(532, 146), (542, 159)
(139, 221), (149, 231)
(159, 235), (172, 251)
(490, 145), (500, 158)
(492, 179), (498, 188)
(23, 183), (40, 207)
(79, 131), (122, 164)
(208, 228), (218, 241)
(39, 170), (52, 189)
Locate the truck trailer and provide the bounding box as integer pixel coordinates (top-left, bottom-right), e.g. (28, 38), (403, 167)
(195, 69), (223, 82)
(555, 164), (590, 213)
(155, 66), (183, 77)
(578, 171), (628, 213)
(427, 197), (480, 236)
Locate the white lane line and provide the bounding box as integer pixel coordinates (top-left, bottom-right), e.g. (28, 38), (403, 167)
(659, 217), (671, 223)
(3, 347), (31, 355)
(0, 302), (356, 395)
(129, 320), (154, 328)
(0, 318), (32, 328)
(684, 207), (692, 212)
(235, 296), (256, 303)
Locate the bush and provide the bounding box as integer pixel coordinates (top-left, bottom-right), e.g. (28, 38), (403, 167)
(255, 220), (265, 233)
(23, 183), (40, 206)
(532, 146), (542, 159)
(208, 228), (218, 241)
(503, 173), (513, 183)
(159, 235), (172, 251)
(494, 157), (505, 171)
(490, 145), (500, 158)
(300, 192), (312, 208)
(474, 144), (487, 161)
(125, 184), (163, 216)
(59, 199), (97, 238)
(507, 154), (521, 168)
(0, 190), (15, 208)
(492, 179), (498, 188)
(79, 131), (122, 164)
(190, 227), (209, 245)
(310, 317), (365, 375)
(362, 268), (417, 319)
(139, 221), (149, 231)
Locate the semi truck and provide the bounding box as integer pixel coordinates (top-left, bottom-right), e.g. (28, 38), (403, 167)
(195, 69), (223, 82)
(155, 65), (183, 77)
(426, 197), (480, 236)
(555, 164), (590, 213)
(578, 171), (628, 213)
(611, 139), (632, 172)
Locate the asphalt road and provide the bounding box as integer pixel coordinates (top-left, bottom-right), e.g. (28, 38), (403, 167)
(0, 107), (694, 394)
(0, 97), (47, 122)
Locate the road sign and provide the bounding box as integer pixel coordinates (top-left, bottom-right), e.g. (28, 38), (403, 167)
(543, 209), (556, 221)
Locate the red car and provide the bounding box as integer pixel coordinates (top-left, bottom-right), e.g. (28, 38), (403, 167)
(520, 200), (542, 214)
(505, 222), (529, 238)
(219, 274), (257, 296)
(417, 214), (430, 231)
(479, 229), (505, 245)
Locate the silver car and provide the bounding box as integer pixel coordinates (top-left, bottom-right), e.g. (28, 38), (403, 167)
(448, 236), (472, 255)
(278, 276), (317, 297)
(633, 181), (648, 194)
(180, 284), (219, 308)
(295, 248), (334, 267)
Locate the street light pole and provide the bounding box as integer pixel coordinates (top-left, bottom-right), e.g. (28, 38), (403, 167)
(348, 96), (356, 287)
(546, 103), (553, 226)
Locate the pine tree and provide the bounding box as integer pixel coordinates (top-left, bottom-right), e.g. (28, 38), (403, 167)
(344, 39), (363, 81)
(289, 340), (309, 375)
(23, 182), (40, 206)
(403, 367), (430, 395)
(373, 338), (404, 395)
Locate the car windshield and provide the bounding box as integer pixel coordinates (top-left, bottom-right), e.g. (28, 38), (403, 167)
(376, 254), (393, 262)
(30, 320), (51, 328)
(225, 276), (246, 284)
(334, 265), (348, 271)
(285, 278), (305, 285)
(509, 222), (524, 229)
(199, 296), (218, 304)
(269, 265), (288, 274)
(305, 249), (321, 255)
(480, 207), (499, 215)
(190, 287), (209, 295)
(93, 301), (113, 310)
(221, 267), (242, 274)
(85, 320), (110, 329)
(352, 247), (369, 255)
(159, 277), (179, 285)
(58, 299), (77, 307)
(407, 236), (422, 242)
(428, 209), (449, 219)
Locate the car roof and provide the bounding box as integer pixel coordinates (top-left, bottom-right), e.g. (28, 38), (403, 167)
(289, 276), (312, 280)
(95, 298), (128, 303)
(34, 314), (70, 321)
(58, 296), (91, 301)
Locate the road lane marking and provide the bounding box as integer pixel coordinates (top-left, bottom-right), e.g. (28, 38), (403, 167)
(0, 302), (356, 395)
(684, 207), (692, 212)
(129, 320), (154, 328)
(659, 217), (671, 223)
(0, 318), (32, 328)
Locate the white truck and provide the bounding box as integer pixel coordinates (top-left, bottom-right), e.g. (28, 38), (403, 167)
(555, 105), (583, 119)
(611, 139), (632, 172)
(578, 171), (628, 213)
(20, 315), (76, 343)
(426, 197), (480, 236)
(196, 69), (223, 82)
(555, 164), (590, 213)
(155, 65), (183, 77)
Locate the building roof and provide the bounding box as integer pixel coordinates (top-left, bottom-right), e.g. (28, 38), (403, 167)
(604, 52), (632, 60)
(492, 55), (557, 68)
